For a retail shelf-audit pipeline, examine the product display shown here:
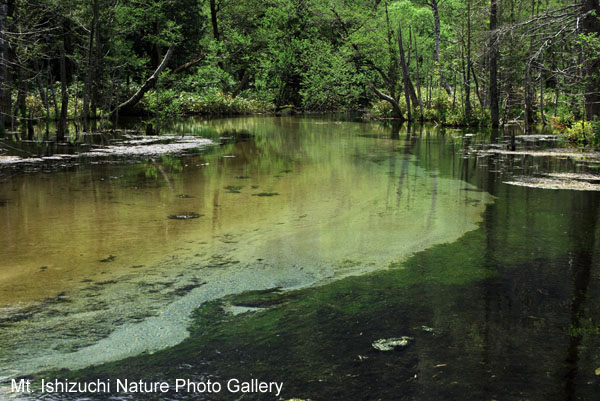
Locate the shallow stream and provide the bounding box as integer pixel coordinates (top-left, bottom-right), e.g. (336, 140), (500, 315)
(1, 116), (599, 400)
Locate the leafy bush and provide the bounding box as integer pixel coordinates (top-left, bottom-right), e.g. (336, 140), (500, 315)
(562, 120), (600, 145)
(370, 100), (395, 118)
(141, 89), (273, 117)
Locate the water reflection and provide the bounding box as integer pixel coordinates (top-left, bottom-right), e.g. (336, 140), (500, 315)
(2, 117), (599, 400)
(0, 117), (491, 379)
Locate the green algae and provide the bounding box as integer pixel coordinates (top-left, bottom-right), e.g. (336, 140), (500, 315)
(6, 117), (600, 401)
(37, 180), (600, 401)
(0, 117), (493, 380)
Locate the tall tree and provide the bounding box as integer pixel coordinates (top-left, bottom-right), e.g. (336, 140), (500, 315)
(0, 0), (6, 132)
(581, 0), (600, 119)
(429, 0), (453, 96)
(489, 0), (500, 127)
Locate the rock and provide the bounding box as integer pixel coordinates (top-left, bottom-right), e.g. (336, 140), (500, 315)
(372, 336), (413, 351)
(225, 185), (243, 193)
(252, 192), (279, 197)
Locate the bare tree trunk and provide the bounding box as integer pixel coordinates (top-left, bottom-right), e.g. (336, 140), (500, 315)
(83, 0), (98, 132)
(412, 26), (423, 118)
(0, 0), (5, 133)
(523, 0), (536, 132)
(582, 0), (600, 119)
(33, 61), (50, 138)
(429, 0), (453, 96)
(57, 41), (68, 142)
(173, 55), (205, 74)
(48, 64), (59, 120)
(398, 25), (420, 110)
(471, 64), (484, 110)
(464, 0), (472, 120)
(95, 7), (102, 118)
(540, 72), (546, 125)
(14, 67), (25, 137)
(452, 71), (457, 109)
(367, 80), (405, 121)
(489, 0), (500, 127)
(384, 1), (398, 99)
(111, 45), (174, 117)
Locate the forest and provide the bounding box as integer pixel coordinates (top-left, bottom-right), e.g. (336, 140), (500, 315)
(0, 0), (599, 143)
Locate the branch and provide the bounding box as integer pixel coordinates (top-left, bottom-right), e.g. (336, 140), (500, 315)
(111, 44), (174, 117)
(172, 54), (205, 74)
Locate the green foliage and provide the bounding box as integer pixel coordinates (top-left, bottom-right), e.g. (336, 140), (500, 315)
(299, 42), (365, 111)
(371, 100), (395, 118)
(562, 120), (600, 145)
(141, 89), (273, 116)
(5, 0), (599, 138)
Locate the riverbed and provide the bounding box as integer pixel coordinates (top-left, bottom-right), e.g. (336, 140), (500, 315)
(1, 116), (599, 400)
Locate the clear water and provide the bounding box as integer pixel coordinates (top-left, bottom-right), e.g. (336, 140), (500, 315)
(1, 116), (599, 401)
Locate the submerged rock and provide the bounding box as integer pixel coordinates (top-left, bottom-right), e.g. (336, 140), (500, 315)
(225, 185), (244, 193)
(168, 212), (203, 220)
(372, 336), (413, 351)
(252, 192), (279, 197)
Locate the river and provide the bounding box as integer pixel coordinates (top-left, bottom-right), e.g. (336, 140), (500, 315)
(0, 116), (599, 400)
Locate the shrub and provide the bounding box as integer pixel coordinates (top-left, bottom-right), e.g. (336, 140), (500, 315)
(562, 120), (600, 145)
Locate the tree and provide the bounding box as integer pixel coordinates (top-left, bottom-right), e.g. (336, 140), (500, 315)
(429, 0), (453, 96)
(489, 0), (500, 127)
(581, 0), (600, 119)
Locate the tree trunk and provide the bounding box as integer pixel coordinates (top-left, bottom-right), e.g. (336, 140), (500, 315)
(57, 41), (69, 142)
(111, 45), (174, 117)
(412, 26), (423, 118)
(33, 60), (50, 138)
(582, 0), (600, 119)
(173, 55), (205, 74)
(0, 0), (5, 133)
(524, 0), (536, 132)
(464, 0), (472, 120)
(367, 80), (405, 120)
(48, 64), (59, 120)
(13, 67), (25, 137)
(489, 0), (500, 128)
(429, 0), (453, 96)
(210, 0), (220, 41)
(231, 68), (249, 98)
(384, 2), (398, 100)
(398, 25), (420, 110)
(93, 0), (102, 118)
(471, 64), (484, 111)
(83, 0), (98, 132)
(524, 67), (533, 132)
